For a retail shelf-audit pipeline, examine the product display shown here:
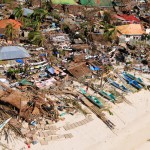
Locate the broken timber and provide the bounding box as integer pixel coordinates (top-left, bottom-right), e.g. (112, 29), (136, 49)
(81, 96), (115, 130)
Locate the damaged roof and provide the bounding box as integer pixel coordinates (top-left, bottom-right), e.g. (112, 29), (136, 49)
(68, 62), (91, 78)
(0, 19), (21, 29)
(116, 24), (145, 35)
(114, 14), (140, 23)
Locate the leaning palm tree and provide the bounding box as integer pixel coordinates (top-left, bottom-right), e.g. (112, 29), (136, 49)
(5, 23), (16, 41)
(28, 31), (44, 46)
(30, 8), (48, 22)
(101, 22), (117, 42)
(23, 17), (40, 31)
(29, 8), (48, 30)
(13, 5), (23, 21)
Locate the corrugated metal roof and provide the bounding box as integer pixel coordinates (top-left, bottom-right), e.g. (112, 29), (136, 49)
(0, 46), (30, 60)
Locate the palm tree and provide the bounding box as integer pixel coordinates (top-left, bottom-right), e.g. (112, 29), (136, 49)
(42, 0), (53, 12)
(23, 17), (40, 31)
(5, 23), (16, 41)
(31, 8), (48, 22)
(28, 31), (44, 46)
(102, 23), (117, 42)
(29, 8), (48, 30)
(13, 5), (23, 21)
(22, 17), (31, 28)
(103, 11), (111, 24)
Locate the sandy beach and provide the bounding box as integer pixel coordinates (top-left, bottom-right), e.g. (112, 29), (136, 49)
(1, 73), (149, 150)
(13, 89), (149, 150)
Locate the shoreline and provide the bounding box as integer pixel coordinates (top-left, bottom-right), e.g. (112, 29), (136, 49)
(1, 89), (150, 150)
(29, 90), (150, 150)
(89, 108), (150, 150)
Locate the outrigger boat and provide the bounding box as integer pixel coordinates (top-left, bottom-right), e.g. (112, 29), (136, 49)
(98, 90), (116, 103)
(122, 72), (142, 90)
(0, 118), (12, 132)
(107, 78), (129, 92)
(80, 88), (103, 108)
(123, 72), (145, 87)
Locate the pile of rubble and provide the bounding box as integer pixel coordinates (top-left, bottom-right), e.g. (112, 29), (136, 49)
(0, 0), (149, 148)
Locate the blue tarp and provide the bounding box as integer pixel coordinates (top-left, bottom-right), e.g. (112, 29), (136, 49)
(89, 65), (100, 71)
(48, 67), (55, 74)
(16, 59), (24, 64)
(0, 34), (4, 37)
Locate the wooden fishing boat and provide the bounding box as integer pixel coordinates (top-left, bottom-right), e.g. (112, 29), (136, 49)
(98, 90), (116, 103)
(0, 118), (12, 132)
(107, 78), (129, 92)
(122, 72), (142, 90)
(124, 72), (145, 86)
(80, 88), (103, 108)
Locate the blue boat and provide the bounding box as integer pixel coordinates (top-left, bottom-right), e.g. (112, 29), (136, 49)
(123, 72), (145, 87)
(107, 78), (129, 92)
(122, 72), (142, 90)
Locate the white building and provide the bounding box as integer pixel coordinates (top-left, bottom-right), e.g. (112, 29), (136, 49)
(116, 24), (145, 42)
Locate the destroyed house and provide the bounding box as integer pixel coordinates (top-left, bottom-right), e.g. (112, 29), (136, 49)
(0, 19), (21, 35)
(50, 34), (70, 42)
(68, 62), (91, 78)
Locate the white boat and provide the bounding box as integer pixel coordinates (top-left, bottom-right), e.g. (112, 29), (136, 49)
(0, 118), (12, 132)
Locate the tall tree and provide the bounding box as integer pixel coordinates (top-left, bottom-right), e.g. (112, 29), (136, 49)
(13, 5), (23, 21)
(31, 8), (48, 21)
(29, 8), (48, 30)
(28, 31), (44, 46)
(101, 23), (117, 42)
(103, 11), (111, 24)
(5, 23), (16, 41)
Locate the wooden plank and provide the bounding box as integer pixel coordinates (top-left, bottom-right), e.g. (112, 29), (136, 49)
(64, 133), (73, 139)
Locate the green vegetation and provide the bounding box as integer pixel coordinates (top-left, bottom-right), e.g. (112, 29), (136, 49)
(103, 11), (111, 24)
(13, 5), (23, 21)
(1, 0), (14, 3)
(101, 22), (117, 42)
(5, 23), (16, 41)
(28, 31), (44, 46)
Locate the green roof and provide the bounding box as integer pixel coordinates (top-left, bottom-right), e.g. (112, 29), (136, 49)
(52, 0), (77, 5)
(80, 0), (112, 7)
